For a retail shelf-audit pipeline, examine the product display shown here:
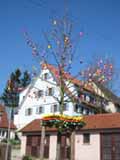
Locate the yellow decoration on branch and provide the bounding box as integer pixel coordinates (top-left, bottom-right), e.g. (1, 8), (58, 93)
(48, 45), (51, 49)
(42, 114), (83, 122)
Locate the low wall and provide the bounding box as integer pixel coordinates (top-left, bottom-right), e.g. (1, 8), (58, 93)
(0, 143), (11, 160)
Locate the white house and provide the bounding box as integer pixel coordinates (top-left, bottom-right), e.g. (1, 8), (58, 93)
(0, 104), (16, 141)
(14, 63), (120, 130)
(20, 113), (120, 160)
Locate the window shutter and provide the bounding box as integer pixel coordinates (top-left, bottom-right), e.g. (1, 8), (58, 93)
(42, 107), (44, 113)
(36, 107), (39, 114)
(25, 109), (28, 115)
(51, 105), (53, 113)
(45, 89), (48, 96)
(52, 88), (54, 95)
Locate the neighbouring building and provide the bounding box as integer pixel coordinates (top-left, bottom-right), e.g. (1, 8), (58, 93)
(20, 113), (120, 160)
(0, 104), (16, 141)
(14, 63), (120, 130)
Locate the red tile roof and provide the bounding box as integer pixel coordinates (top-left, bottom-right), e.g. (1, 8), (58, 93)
(20, 119), (56, 132)
(0, 104), (16, 129)
(20, 113), (120, 133)
(42, 63), (94, 92)
(82, 113), (120, 130)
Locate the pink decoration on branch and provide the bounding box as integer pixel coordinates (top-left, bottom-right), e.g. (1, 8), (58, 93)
(79, 32), (84, 37)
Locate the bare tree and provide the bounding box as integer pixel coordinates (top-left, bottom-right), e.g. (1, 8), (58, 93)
(24, 10), (118, 160)
(24, 14), (85, 160)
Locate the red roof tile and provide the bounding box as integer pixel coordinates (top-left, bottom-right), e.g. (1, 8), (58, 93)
(0, 104), (16, 129)
(20, 113), (120, 133)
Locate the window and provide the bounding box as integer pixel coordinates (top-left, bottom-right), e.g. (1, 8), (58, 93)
(25, 108), (32, 116)
(85, 95), (90, 102)
(89, 96), (95, 104)
(117, 106), (120, 112)
(37, 90), (43, 97)
(23, 96), (25, 99)
(44, 73), (49, 80)
(48, 87), (54, 96)
(0, 111), (3, 117)
(51, 104), (58, 113)
(75, 104), (83, 113)
(36, 106), (44, 114)
(83, 133), (90, 144)
(85, 108), (89, 115)
(80, 94), (85, 101)
(101, 99), (108, 107)
(64, 103), (69, 111)
(2, 131), (5, 137)
(27, 136), (32, 145)
(75, 104), (79, 113)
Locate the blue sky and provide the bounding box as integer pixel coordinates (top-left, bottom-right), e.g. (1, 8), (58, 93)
(1, 0), (120, 95)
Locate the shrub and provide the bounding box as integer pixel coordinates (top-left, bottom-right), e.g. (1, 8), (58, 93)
(9, 139), (21, 145)
(22, 155), (32, 160)
(1, 139), (8, 143)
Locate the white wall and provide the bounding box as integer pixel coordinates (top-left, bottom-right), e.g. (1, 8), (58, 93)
(14, 68), (75, 130)
(21, 135), (27, 156)
(49, 135), (57, 160)
(75, 133), (100, 160)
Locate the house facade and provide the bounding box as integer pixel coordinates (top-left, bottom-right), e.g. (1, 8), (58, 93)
(14, 63), (120, 130)
(0, 104), (16, 141)
(20, 113), (120, 160)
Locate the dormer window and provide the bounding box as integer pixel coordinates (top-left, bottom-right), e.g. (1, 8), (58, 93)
(44, 73), (49, 80)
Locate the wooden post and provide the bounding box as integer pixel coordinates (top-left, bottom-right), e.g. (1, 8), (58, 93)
(56, 131), (61, 160)
(70, 131), (75, 160)
(40, 123), (45, 160)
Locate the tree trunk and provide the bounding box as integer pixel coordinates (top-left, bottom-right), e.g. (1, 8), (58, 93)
(56, 131), (62, 160)
(5, 108), (11, 160)
(70, 131), (75, 160)
(40, 126), (45, 160)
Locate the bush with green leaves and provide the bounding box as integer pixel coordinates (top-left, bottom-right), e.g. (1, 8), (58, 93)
(9, 139), (21, 145)
(1, 138), (8, 143)
(22, 155), (32, 160)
